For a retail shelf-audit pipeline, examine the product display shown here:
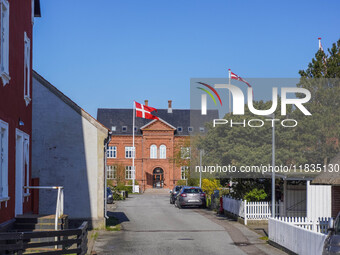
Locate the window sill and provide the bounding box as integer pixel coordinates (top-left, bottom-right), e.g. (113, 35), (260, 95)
(0, 197), (10, 209)
(24, 95), (31, 106)
(1, 71), (10, 86)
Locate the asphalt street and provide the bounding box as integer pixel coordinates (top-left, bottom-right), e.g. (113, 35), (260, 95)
(93, 193), (286, 255)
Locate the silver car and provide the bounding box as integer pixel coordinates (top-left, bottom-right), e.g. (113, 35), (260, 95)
(175, 186), (206, 209)
(323, 212), (340, 254)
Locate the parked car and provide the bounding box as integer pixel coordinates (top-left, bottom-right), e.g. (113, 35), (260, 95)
(170, 185), (183, 204)
(323, 212), (340, 255)
(107, 187), (114, 204)
(175, 186), (206, 209)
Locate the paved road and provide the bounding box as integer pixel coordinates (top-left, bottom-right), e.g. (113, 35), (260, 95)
(93, 193), (285, 255)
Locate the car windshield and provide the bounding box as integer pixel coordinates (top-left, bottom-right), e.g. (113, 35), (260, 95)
(183, 188), (201, 193)
(175, 186), (182, 192)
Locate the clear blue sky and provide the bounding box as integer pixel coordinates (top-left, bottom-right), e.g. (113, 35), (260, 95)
(33, 0), (340, 118)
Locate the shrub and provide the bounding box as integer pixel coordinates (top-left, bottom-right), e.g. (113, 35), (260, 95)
(201, 179), (221, 196)
(243, 188), (267, 202)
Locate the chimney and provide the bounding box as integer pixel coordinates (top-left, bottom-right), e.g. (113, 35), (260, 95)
(144, 100), (148, 106)
(168, 100), (172, 113)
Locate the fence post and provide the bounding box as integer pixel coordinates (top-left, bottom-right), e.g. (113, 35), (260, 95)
(244, 200), (247, 225)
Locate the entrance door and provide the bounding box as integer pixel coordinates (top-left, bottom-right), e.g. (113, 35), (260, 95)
(153, 168), (164, 188)
(15, 133), (24, 216)
(15, 129), (30, 216)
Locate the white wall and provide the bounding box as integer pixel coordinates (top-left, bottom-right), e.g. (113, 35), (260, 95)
(32, 76), (105, 227)
(307, 181), (332, 219)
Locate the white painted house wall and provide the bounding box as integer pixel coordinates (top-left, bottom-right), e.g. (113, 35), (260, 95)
(32, 73), (107, 229)
(307, 181), (332, 219)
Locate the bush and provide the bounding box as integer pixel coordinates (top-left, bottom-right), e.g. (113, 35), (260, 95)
(201, 179), (221, 196)
(243, 188), (267, 202)
(176, 180), (187, 186)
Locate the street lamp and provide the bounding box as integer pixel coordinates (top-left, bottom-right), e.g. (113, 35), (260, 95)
(199, 149), (204, 188)
(267, 113), (276, 217)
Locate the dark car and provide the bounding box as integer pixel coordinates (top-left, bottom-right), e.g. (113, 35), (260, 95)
(170, 185), (183, 204)
(107, 187), (114, 204)
(323, 212), (340, 254)
(175, 186), (206, 209)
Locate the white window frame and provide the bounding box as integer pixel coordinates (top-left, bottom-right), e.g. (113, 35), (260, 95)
(181, 147), (191, 159)
(107, 165), (117, 179)
(125, 146), (135, 159)
(181, 166), (188, 180)
(24, 32), (31, 106)
(0, 0), (10, 86)
(150, 145), (157, 159)
(107, 146), (117, 158)
(159, 145), (166, 159)
(125, 166), (134, 180)
(0, 120), (9, 202)
(31, 0), (34, 24)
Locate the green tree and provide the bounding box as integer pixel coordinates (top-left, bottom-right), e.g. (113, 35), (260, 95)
(297, 39), (340, 164)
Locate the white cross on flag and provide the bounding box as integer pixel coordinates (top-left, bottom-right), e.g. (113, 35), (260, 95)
(135, 101), (159, 120)
(230, 71), (252, 88)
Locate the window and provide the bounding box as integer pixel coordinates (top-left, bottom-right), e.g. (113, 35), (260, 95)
(177, 127), (182, 132)
(150, 145), (157, 159)
(0, 120), (8, 200)
(24, 32), (31, 106)
(125, 146), (135, 158)
(107, 146), (117, 158)
(181, 166), (188, 180)
(111, 126), (116, 132)
(188, 127), (193, 133)
(181, 147), (190, 159)
(107, 165), (117, 179)
(122, 126), (127, 132)
(200, 127), (205, 133)
(31, 0), (34, 24)
(0, 0), (10, 86)
(159, 145), (166, 159)
(134, 126), (138, 133)
(125, 166), (134, 180)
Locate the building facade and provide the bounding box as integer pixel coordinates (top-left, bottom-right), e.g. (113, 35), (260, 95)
(32, 72), (110, 229)
(97, 101), (218, 191)
(0, 0), (40, 228)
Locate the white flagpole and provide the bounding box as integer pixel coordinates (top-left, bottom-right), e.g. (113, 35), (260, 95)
(228, 69), (231, 113)
(132, 101), (135, 193)
(318, 37), (322, 51)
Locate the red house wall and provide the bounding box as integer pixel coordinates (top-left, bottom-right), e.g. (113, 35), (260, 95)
(0, 0), (33, 224)
(332, 186), (340, 218)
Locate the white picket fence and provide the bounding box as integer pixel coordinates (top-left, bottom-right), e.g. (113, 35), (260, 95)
(222, 196), (283, 225)
(269, 217), (329, 255)
(275, 216), (331, 234)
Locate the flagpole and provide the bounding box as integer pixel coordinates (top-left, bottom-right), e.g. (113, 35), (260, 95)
(132, 101), (135, 193)
(228, 69), (231, 113)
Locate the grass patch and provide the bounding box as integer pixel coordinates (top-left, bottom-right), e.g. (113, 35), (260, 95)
(259, 236), (269, 241)
(106, 216), (121, 231)
(91, 231), (98, 240)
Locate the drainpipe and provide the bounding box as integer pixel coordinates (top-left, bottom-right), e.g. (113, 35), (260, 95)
(104, 131), (112, 219)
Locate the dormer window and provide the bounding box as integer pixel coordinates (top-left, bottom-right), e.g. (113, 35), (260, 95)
(188, 127), (193, 133)
(122, 126), (127, 132)
(200, 127), (205, 133)
(111, 126), (116, 132)
(134, 126), (138, 133)
(177, 127), (182, 132)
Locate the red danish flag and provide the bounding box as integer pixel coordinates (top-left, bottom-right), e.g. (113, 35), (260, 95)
(135, 101), (159, 120)
(230, 71), (252, 88)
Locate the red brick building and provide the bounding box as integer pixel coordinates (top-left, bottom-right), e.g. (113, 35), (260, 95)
(0, 0), (41, 228)
(97, 101), (218, 191)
